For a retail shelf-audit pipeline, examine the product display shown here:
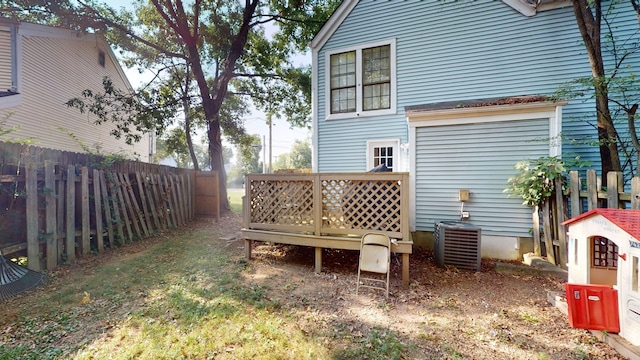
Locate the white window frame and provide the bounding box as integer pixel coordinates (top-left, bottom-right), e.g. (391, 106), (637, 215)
(325, 38), (396, 120)
(366, 139), (399, 171)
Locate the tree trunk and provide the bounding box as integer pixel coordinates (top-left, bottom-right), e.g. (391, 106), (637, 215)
(572, 0), (622, 182)
(532, 205), (541, 256)
(208, 115), (228, 211)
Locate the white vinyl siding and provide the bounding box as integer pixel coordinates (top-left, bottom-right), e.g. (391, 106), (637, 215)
(0, 28), (12, 92)
(0, 25), (149, 161)
(415, 118), (549, 236)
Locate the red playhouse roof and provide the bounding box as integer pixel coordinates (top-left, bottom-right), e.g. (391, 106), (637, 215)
(562, 208), (640, 240)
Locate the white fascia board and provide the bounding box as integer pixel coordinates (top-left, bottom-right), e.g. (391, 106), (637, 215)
(17, 21), (92, 41)
(408, 121), (416, 232)
(406, 101), (567, 127)
(312, 48), (319, 172)
(501, 0), (572, 17)
(0, 93), (22, 109)
(309, 0), (359, 51)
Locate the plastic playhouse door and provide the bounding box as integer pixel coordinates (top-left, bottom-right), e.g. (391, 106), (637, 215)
(565, 283), (620, 333)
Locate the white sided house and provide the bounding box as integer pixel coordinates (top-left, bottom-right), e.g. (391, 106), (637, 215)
(0, 18), (152, 161)
(310, 0), (640, 260)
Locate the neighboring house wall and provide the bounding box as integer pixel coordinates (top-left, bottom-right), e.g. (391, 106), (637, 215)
(311, 0), (639, 259)
(0, 25), (12, 92)
(0, 20), (151, 161)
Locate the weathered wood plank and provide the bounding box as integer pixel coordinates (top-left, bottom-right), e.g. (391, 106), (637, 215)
(586, 170), (598, 210)
(99, 170), (115, 247)
(56, 165), (65, 262)
(45, 161), (58, 269)
(153, 174), (168, 229)
(143, 172), (161, 231)
(607, 171), (620, 209)
(542, 200), (555, 265)
(532, 206), (541, 256)
(554, 176), (567, 269)
(569, 171), (581, 218)
(169, 175), (183, 225)
(122, 173), (148, 237)
(81, 167), (90, 255)
(114, 173), (135, 242)
(93, 169), (104, 252)
(134, 172), (154, 234)
(25, 163), (40, 271)
(65, 164), (76, 263)
(633, 177), (640, 210)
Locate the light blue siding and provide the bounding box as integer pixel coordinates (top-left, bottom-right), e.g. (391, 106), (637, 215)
(316, 0), (638, 173)
(314, 0), (640, 240)
(415, 119), (550, 236)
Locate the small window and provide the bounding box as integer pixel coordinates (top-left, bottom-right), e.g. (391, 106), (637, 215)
(591, 236), (618, 269)
(633, 256), (639, 292)
(98, 51), (106, 67)
(367, 139), (399, 172)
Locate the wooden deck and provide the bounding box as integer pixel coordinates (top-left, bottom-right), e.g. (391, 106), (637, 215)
(241, 173), (412, 286)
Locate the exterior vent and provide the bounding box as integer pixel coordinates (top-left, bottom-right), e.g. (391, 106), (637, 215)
(434, 221), (481, 271)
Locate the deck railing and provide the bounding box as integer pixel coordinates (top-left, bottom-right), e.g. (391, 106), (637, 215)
(243, 172), (410, 242)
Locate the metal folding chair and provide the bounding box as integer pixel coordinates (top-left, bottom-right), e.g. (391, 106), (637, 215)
(356, 232), (391, 298)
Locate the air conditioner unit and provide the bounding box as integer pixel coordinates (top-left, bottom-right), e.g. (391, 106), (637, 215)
(434, 221), (481, 271)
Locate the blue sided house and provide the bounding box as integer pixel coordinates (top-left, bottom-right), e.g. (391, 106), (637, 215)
(309, 0), (640, 260)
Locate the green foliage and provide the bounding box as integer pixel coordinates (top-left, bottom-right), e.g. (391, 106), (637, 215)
(274, 138), (312, 170)
(504, 157), (568, 207)
(66, 77), (170, 146)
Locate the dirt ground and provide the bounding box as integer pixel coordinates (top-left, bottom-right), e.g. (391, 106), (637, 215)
(1, 213), (628, 359)
(225, 212), (626, 359)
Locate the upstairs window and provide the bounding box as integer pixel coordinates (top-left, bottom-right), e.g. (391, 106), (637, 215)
(326, 39), (396, 119)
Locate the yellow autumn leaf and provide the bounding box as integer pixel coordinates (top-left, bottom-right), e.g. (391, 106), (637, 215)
(81, 291), (91, 304)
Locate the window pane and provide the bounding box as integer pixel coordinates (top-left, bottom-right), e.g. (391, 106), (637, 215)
(373, 146), (394, 171)
(331, 88), (356, 113)
(363, 45), (391, 85)
(363, 84), (390, 111)
(330, 51), (356, 114)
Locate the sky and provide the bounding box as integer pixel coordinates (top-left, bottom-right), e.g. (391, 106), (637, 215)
(108, 0), (311, 165)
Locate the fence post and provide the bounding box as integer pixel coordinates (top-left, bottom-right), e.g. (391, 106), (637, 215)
(554, 176), (567, 269)
(607, 171), (621, 209)
(586, 170), (598, 210)
(25, 163), (40, 271)
(81, 167), (90, 255)
(542, 200), (555, 265)
(569, 171), (581, 218)
(65, 164), (76, 263)
(45, 161), (58, 269)
(93, 169), (104, 252)
(633, 177), (640, 210)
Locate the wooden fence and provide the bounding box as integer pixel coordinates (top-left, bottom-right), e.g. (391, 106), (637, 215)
(542, 170), (640, 268)
(242, 172), (413, 286)
(0, 141), (203, 272)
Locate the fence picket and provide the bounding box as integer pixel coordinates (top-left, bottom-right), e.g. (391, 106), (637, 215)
(65, 165), (76, 263)
(25, 163), (39, 271)
(81, 167), (90, 255)
(93, 169), (104, 252)
(45, 161), (57, 269)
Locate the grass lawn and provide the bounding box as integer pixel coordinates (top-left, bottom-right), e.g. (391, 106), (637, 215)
(0, 218), (332, 359)
(227, 187), (244, 213)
